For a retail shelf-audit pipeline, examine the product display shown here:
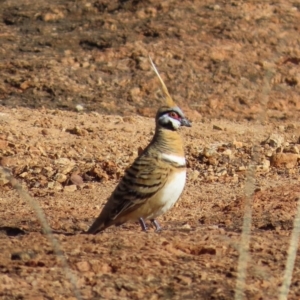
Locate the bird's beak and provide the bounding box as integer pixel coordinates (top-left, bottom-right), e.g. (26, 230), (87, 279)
(180, 117), (192, 127)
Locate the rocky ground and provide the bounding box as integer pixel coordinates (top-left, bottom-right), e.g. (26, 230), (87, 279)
(0, 0), (300, 299)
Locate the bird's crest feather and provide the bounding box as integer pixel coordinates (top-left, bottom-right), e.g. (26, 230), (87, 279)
(149, 56), (175, 107)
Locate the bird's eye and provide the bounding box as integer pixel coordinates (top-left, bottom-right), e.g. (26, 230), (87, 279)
(169, 112), (179, 119)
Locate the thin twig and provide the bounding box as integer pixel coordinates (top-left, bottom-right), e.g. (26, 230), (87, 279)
(234, 158), (256, 300)
(0, 167), (82, 300)
(278, 198), (300, 300)
(234, 69), (272, 300)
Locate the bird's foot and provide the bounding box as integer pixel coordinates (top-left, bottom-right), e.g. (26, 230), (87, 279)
(151, 219), (162, 232)
(139, 218), (148, 232)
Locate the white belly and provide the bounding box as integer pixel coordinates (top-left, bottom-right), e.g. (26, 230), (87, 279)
(147, 170), (186, 219)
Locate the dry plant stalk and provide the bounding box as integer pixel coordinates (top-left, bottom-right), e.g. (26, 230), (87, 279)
(278, 197), (300, 300)
(234, 69), (272, 299)
(0, 166), (82, 300)
(234, 157), (256, 300)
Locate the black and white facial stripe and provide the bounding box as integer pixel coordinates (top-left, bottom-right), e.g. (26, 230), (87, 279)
(157, 106), (191, 130)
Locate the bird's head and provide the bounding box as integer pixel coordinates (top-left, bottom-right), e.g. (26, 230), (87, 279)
(156, 105), (191, 130)
(149, 57), (191, 131)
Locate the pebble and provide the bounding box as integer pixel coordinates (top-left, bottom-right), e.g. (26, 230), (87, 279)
(270, 153), (299, 169)
(263, 133), (284, 148)
(64, 185), (77, 192)
(213, 124), (224, 131)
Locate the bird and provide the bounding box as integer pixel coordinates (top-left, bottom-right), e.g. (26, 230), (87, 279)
(87, 57), (191, 234)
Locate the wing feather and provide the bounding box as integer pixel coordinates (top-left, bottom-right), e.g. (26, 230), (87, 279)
(109, 154), (169, 219)
(87, 153), (170, 233)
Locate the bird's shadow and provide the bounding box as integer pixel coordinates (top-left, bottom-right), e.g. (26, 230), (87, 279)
(0, 226), (26, 236)
(0, 226), (85, 237)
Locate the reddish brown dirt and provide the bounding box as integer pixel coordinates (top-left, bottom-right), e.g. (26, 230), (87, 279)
(0, 0), (300, 299)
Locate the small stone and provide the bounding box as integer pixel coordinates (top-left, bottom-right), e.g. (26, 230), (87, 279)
(76, 261), (91, 272)
(257, 159), (270, 172)
(232, 175), (239, 183)
(129, 87), (141, 102)
(175, 275), (192, 286)
(217, 169), (227, 176)
(0, 140), (8, 149)
(53, 181), (63, 191)
(1, 157), (16, 167)
(223, 149), (232, 157)
(64, 185), (77, 192)
(66, 126), (88, 136)
(137, 58), (149, 71)
(75, 104), (84, 112)
(54, 173), (68, 183)
(37, 146), (47, 156)
(19, 172), (28, 178)
(190, 170), (200, 181)
(287, 123), (296, 130)
(233, 141), (243, 148)
(213, 124), (224, 131)
(122, 125), (134, 133)
(263, 159), (270, 169)
(32, 167), (42, 174)
(265, 150), (273, 157)
(100, 263), (112, 273)
(43, 166), (54, 177)
(20, 81), (32, 90)
(203, 147), (217, 158)
(122, 116), (135, 123)
(42, 10), (64, 22)
(11, 251), (36, 261)
(47, 182), (55, 189)
(206, 175), (217, 181)
(263, 133), (284, 148)
(28, 146), (40, 156)
(54, 158), (72, 165)
(54, 158), (75, 174)
(283, 145), (299, 154)
(270, 153), (299, 169)
(210, 51), (225, 63)
(237, 165), (246, 171)
(41, 129), (49, 135)
(0, 174), (9, 185)
(182, 223), (191, 229)
(208, 156), (218, 166)
(61, 164), (76, 175)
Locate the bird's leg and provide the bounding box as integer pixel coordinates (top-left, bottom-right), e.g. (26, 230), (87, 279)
(139, 218), (148, 232)
(151, 219), (162, 232)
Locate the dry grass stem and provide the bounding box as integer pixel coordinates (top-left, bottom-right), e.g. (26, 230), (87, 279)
(0, 167), (82, 300)
(234, 68), (272, 299)
(234, 162), (255, 300)
(278, 197), (300, 300)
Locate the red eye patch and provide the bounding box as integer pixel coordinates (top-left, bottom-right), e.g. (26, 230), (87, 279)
(168, 111), (180, 119)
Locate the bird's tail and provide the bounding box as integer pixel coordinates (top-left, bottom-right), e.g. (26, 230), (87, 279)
(86, 216), (108, 234)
